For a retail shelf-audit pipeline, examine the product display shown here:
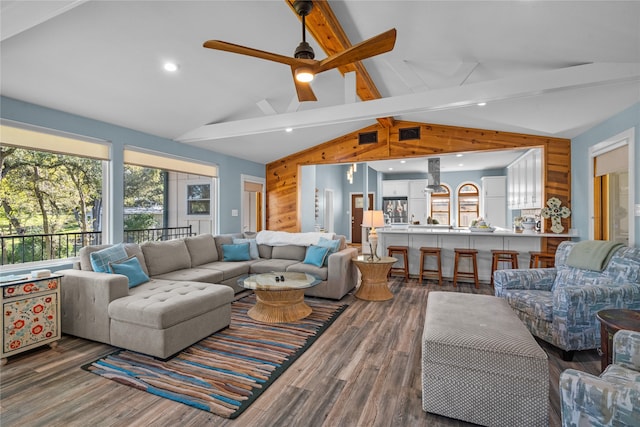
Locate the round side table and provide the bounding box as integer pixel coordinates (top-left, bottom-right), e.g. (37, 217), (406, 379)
(596, 309), (640, 372)
(352, 255), (397, 301)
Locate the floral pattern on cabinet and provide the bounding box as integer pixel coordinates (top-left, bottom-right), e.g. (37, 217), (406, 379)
(2, 275), (61, 364)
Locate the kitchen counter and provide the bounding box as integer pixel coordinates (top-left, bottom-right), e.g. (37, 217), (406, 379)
(377, 227), (575, 283)
(379, 226), (573, 238)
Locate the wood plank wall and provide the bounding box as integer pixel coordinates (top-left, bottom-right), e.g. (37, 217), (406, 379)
(266, 120), (571, 252)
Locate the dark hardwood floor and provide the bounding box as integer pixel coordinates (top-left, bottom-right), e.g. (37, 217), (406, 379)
(0, 277), (599, 427)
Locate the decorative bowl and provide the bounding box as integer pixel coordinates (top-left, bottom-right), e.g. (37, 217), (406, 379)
(469, 226), (495, 233)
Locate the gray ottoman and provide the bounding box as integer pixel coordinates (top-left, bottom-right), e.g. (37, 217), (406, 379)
(422, 292), (548, 427)
(108, 280), (234, 359)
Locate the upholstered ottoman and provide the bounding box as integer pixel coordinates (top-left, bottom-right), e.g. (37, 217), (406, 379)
(422, 292), (549, 427)
(108, 280), (234, 359)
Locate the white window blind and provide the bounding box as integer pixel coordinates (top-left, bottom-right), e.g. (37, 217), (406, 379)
(0, 123), (109, 160)
(244, 181), (263, 192)
(123, 148), (218, 177)
(595, 145), (628, 176)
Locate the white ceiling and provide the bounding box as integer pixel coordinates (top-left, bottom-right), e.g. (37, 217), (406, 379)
(2, 1), (639, 172)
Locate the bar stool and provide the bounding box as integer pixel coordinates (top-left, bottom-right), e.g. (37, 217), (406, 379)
(529, 251), (556, 268)
(387, 245), (409, 281)
(453, 248), (479, 288)
(418, 247), (442, 286)
(490, 250), (519, 286)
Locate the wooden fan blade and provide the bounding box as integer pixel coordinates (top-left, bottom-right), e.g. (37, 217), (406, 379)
(291, 67), (317, 102)
(204, 40), (303, 67)
(315, 28), (397, 73)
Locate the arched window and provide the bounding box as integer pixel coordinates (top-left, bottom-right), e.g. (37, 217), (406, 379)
(430, 184), (451, 225)
(458, 183), (480, 227)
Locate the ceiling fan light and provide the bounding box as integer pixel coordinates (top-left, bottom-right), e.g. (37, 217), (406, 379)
(295, 68), (314, 83)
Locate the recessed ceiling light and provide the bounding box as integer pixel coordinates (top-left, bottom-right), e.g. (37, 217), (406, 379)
(456, 154), (463, 158)
(477, 102), (487, 106)
(388, 167), (393, 171)
(458, 163), (464, 167)
(400, 160), (406, 164)
(285, 128), (293, 133)
(163, 62), (178, 72)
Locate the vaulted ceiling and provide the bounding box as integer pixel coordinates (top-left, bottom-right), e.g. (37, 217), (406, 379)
(2, 1), (639, 167)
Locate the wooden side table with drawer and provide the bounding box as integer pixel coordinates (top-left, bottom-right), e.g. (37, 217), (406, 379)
(1, 274), (63, 365)
(596, 309), (640, 373)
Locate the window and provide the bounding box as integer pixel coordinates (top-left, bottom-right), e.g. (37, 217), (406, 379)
(123, 165), (166, 231)
(1, 123), (108, 265)
(430, 185), (451, 225)
(187, 184), (211, 215)
(458, 183), (479, 227)
(124, 148), (219, 234)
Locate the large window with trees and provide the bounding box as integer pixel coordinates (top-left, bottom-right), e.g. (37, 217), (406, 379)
(124, 165), (166, 231)
(458, 183), (480, 227)
(1, 124), (220, 266)
(1, 142), (106, 264)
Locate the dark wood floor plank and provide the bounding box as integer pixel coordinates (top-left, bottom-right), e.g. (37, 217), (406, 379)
(0, 279), (600, 427)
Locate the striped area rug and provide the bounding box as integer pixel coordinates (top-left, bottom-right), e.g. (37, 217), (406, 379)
(82, 295), (347, 419)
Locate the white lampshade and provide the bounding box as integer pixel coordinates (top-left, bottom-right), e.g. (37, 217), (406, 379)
(362, 210), (385, 228)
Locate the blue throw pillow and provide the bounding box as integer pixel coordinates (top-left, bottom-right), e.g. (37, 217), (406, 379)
(90, 243), (128, 273)
(222, 243), (251, 261)
(316, 237), (340, 266)
(109, 256), (149, 288)
(303, 245), (330, 267)
(233, 238), (259, 259)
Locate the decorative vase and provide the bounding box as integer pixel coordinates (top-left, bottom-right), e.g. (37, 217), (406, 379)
(522, 219), (536, 233)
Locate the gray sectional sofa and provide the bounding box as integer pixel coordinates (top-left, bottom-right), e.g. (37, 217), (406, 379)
(59, 231), (357, 358)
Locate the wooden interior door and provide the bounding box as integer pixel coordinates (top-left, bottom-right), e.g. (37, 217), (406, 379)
(351, 193), (374, 243)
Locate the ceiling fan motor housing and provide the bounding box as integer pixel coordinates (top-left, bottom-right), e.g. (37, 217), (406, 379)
(294, 41), (315, 60)
(293, 1), (313, 17)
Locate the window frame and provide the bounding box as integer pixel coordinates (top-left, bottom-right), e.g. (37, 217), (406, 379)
(186, 182), (212, 216)
(457, 182), (480, 227)
(430, 184), (451, 225)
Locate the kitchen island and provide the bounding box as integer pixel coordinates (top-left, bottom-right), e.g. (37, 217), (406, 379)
(378, 226), (574, 283)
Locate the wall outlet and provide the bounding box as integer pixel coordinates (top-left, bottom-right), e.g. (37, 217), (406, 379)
(231, 209), (239, 217)
(635, 204), (640, 217)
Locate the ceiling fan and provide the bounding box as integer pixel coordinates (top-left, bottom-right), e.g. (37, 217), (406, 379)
(203, 0), (396, 102)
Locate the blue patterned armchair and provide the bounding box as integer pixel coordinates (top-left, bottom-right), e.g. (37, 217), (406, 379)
(559, 329), (640, 427)
(494, 241), (640, 360)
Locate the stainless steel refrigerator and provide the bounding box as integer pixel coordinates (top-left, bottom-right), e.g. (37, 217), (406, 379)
(383, 197), (408, 223)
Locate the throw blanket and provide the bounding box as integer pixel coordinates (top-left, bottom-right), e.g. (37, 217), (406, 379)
(256, 230), (336, 246)
(566, 240), (624, 272)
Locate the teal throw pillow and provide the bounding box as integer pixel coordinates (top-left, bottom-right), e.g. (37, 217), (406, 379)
(109, 256), (150, 288)
(316, 237), (340, 266)
(233, 238), (259, 259)
(90, 243), (128, 273)
(303, 245), (330, 267)
(222, 243), (251, 261)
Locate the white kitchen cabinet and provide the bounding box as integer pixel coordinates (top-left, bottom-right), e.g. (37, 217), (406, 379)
(481, 176), (506, 228)
(408, 197), (427, 224)
(408, 179), (427, 224)
(507, 149), (542, 210)
(532, 150), (544, 208)
(482, 176), (506, 198)
(408, 179), (427, 198)
(382, 180), (409, 197)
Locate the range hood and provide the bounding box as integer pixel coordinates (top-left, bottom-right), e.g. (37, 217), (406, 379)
(425, 158), (446, 193)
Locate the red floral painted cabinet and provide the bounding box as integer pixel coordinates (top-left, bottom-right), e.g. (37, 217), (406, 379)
(1, 274), (62, 365)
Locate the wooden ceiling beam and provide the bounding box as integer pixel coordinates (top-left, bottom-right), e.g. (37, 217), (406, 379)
(285, 0), (394, 128)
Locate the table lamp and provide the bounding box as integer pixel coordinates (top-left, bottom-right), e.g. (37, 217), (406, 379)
(362, 210), (385, 261)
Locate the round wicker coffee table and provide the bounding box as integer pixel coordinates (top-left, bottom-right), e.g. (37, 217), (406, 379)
(240, 272), (320, 323)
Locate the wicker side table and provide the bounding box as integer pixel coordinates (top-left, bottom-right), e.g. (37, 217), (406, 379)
(352, 255), (396, 301)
